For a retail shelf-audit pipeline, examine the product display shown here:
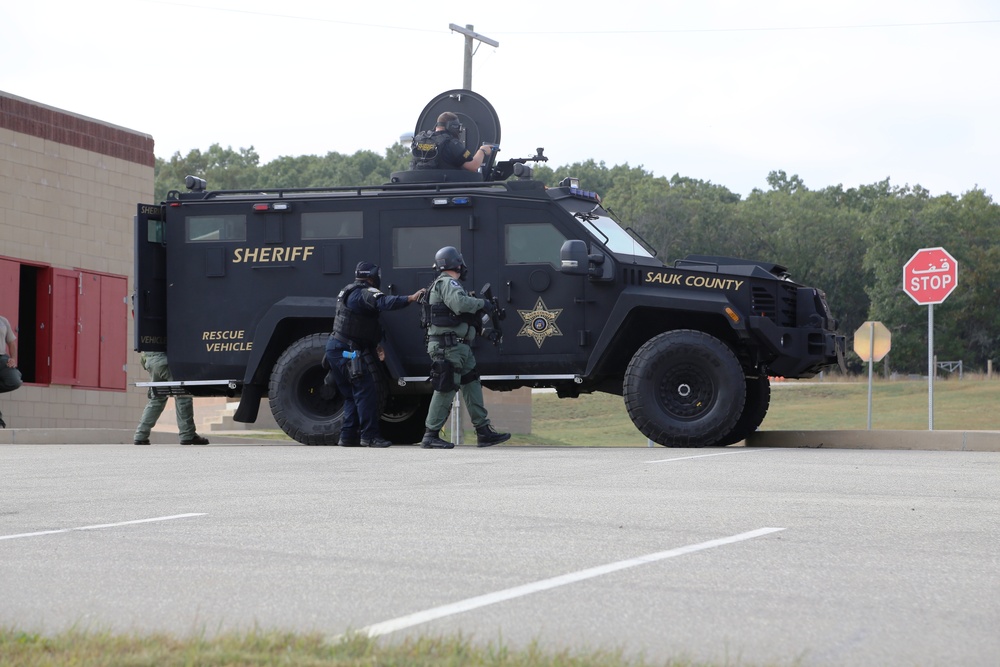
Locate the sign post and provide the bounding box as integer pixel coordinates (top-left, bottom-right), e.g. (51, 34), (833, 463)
(903, 247), (958, 430)
(854, 321), (891, 430)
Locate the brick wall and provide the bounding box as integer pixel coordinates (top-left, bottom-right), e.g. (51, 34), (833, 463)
(0, 90), (153, 429)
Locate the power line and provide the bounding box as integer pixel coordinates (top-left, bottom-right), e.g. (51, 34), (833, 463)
(138, 2), (1000, 36)
(139, 0), (443, 34)
(501, 19), (1000, 35)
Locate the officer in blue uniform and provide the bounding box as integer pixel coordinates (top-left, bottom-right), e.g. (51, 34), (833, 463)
(326, 261), (424, 447)
(410, 111), (493, 172)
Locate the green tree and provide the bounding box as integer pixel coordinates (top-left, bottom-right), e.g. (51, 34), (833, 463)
(154, 144), (260, 201)
(739, 173), (871, 344)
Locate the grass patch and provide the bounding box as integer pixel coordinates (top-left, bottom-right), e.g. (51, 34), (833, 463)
(0, 628), (732, 667)
(512, 379), (1000, 446)
(248, 378), (1000, 446)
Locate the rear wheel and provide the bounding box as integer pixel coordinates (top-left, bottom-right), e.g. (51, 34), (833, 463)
(380, 394), (432, 445)
(268, 333), (344, 445)
(624, 330), (745, 447)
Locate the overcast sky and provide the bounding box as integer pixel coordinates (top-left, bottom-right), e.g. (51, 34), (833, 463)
(3, 0), (998, 197)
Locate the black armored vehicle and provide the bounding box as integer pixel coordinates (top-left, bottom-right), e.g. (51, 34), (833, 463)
(134, 89), (845, 447)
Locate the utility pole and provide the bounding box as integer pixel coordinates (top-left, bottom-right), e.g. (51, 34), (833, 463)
(448, 23), (499, 90)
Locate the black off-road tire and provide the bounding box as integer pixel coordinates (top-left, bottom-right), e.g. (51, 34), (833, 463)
(715, 374), (771, 446)
(269, 333), (344, 445)
(624, 330), (746, 447)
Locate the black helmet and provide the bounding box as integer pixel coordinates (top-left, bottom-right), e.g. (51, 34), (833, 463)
(434, 246), (468, 280)
(355, 261), (381, 288)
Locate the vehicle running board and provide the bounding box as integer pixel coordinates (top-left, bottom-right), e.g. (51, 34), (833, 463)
(135, 379), (239, 396)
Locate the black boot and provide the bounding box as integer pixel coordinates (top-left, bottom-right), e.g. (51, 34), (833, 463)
(420, 429), (454, 449)
(338, 432), (362, 447)
(475, 423), (510, 447)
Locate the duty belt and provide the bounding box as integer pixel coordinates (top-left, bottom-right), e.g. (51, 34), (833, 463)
(428, 332), (467, 347)
(332, 333), (357, 349)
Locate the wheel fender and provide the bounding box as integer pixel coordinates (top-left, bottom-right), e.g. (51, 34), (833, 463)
(242, 296), (338, 386)
(585, 292), (745, 378)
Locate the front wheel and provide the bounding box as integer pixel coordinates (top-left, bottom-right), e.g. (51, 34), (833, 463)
(268, 333), (343, 445)
(715, 374), (771, 446)
(624, 330), (746, 447)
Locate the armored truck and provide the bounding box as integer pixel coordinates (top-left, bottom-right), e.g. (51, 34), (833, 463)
(134, 89), (845, 447)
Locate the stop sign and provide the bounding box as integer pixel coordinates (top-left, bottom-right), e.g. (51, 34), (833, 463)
(903, 247), (958, 305)
(854, 321), (891, 362)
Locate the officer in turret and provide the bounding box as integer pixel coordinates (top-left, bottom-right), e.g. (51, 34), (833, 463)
(421, 246), (511, 449)
(410, 112), (494, 173)
(326, 261), (424, 448)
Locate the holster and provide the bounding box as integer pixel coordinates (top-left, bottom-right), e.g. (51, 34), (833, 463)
(429, 332), (460, 348)
(429, 358), (456, 392)
(349, 351), (365, 380)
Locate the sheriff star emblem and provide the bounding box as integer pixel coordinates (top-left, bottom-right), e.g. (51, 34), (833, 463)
(517, 297), (563, 348)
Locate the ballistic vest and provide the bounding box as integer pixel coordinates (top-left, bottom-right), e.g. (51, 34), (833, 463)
(332, 283), (381, 348)
(410, 130), (450, 170)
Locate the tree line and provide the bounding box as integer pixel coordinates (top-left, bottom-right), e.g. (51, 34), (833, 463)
(154, 144), (1000, 375)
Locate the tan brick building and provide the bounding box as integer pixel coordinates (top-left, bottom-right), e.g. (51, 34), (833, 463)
(1, 91), (152, 430)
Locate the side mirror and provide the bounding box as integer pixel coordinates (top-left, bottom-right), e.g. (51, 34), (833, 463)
(560, 240), (589, 275)
(560, 240), (609, 278)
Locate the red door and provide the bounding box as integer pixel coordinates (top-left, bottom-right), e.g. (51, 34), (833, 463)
(49, 269), (79, 386)
(0, 259), (18, 350)
(99, 275), (127, 390)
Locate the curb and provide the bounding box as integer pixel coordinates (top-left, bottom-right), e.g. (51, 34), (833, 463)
(0, 429), (291, 446)
(4, 429), (1000, 451)
(746, 430), (1000, 452)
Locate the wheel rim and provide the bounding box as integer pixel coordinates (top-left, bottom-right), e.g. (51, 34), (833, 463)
(381, 395), (420, 424)
(657, 362), (716, 421)
(294, 365), (341, 420)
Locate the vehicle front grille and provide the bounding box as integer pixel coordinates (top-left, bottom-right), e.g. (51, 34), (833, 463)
(752, 283), (796, 327)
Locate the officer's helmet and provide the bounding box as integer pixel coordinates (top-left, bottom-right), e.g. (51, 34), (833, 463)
(355, 261), (381, 288)
(434, 246), (468, 280)
(434, 246), (465, 271)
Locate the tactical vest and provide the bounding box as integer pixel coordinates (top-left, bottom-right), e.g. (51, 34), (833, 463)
(410, 130), (449, 170)
(332, 283), (381, 347)
(428, 275), (479, 329)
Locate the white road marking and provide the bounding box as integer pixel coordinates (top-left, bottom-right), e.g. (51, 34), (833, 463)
(647, 448), (776, 463)
(359, 527), (785, 637)
(0, 513), (207, 541)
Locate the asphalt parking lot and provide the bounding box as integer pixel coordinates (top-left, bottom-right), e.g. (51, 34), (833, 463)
(2, 441), (998, 666)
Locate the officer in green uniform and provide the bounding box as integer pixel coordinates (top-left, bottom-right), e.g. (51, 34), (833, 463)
(421, 246), (511, 449)
(133, 351), (209, 446)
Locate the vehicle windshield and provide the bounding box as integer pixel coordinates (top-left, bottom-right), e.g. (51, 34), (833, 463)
(570, 207), (655, 258)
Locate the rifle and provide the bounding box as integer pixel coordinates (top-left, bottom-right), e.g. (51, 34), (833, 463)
(478, 282), (505, 352)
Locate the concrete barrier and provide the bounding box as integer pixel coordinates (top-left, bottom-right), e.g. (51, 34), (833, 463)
(0, 429), (288, 446)
(3, 428), (999, 451)
(747, 430), (1000, 452)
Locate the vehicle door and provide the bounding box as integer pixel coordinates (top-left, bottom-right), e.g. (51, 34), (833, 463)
(473, 203), (590, 376)
(378, 203), (474, 376)
(133, 204), (167, 353)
